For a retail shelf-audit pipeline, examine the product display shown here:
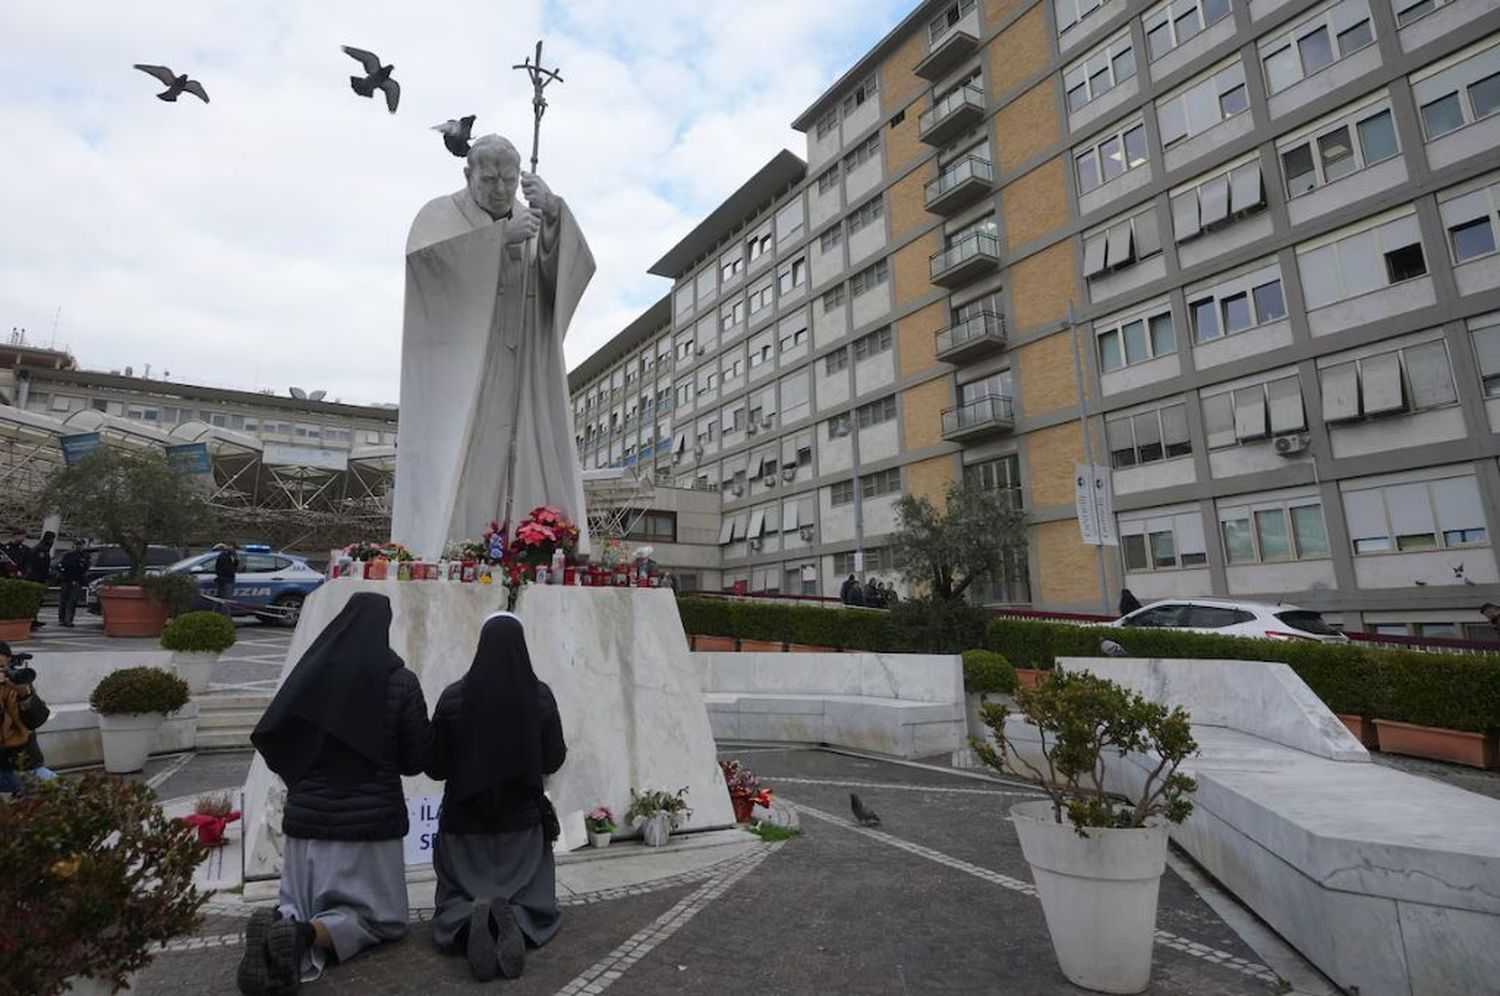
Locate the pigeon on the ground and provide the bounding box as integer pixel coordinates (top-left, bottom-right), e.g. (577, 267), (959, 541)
(433, 115), (476, 157)
(1100, 638), (1128, 657)
(342, 45), (400, 113)
(849, 793), (881, 827)
(132, 64), (209, 103)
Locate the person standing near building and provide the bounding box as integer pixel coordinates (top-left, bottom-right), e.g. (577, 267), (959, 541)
(214, 543), (239, 617)
(1, 528), (31, 580)
(56, 538), (90, 628)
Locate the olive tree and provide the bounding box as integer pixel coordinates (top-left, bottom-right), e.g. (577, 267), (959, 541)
(890, 481), (1027, 602)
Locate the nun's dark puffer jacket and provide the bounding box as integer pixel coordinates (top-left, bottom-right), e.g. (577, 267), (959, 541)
(282, 668), (433, 841)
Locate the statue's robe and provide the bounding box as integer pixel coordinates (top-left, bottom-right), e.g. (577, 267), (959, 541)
(393, 188), (594, 559)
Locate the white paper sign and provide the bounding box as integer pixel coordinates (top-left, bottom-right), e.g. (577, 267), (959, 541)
(1075, 463), (1100, 546)
(403, 794), (442, 866)
(1091, 466), (1117, 547)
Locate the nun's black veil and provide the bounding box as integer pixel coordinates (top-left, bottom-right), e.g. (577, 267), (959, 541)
(445, 612), (543, 803)
(251, 592), (404, 784)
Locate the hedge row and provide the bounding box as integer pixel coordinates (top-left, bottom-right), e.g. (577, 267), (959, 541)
(675, 596), (995, 655)
(985, 618), (1500, 734)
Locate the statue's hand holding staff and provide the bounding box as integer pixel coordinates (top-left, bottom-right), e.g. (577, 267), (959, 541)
(520, 172), (558, 221)
(504, 207), (541, 245)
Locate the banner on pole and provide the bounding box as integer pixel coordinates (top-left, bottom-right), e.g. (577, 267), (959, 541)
(1075, 463), (1117, 547)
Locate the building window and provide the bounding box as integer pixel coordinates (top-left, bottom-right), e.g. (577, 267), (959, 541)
(1065, 32), (1137, 113)
(1143, 0), (1233, 62)
(1411, 38), (1500, 139)
(720, 252), (744, 282)
(855, 395), (897, 428)
(1471, 312), (1500, 397)
(852, 326), (893, 361)
(1055, 0), (1116, 39)
(1186, 261), (1288, 343)
(850, 259), (890, 297)
(1319, 338), (1457, 421)
(1296, 210), (1427, 309)
(1439, 174), (1500, 263)
(843, 133), (882, 175)
(1096, 305), (1176, 372)
(815, 109), (839, 140)
(778, 324), (808, 353)
(1342, 472), (1489, 553)
(833, 547), (891, 575)
(819, 226), (844, 253)
(1170, 156), (1265, 241)
(825, 347), (850, 374)
(862, 468), (902, 499)
(1260, 0), (1377, 95)
(1082, 206), (1163, 277)
(827, 412), (853, 438)
(1156, 59), (1249, 148)
(1075, 120), (1149, 193)
(1219, 497), (1330, 564)
(842, 74), (879, 116)
(748, 280), (775, 315)
(831, 480), (856, 506)
(1393, 0), (1454, 26)
(822, 285), (846, 312)
(777, 257), (807, 294)
(749, 334), (774, 369)
(1202, 374), (1306, 447)
(931, 0), (977, 41)
(847, 194), (885, 234)
(1106, 403), (1191, 468)
(963, 454), (1024, 508)
(746, 231), (773, 263)
(816, 165), (840, 195)
(1119, 511), (1208, 571)
(1279, 97), (1400, 198)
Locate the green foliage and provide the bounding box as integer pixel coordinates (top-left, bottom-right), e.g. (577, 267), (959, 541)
(99, 572), (201, 616)
(890, 597), (989, 653)
(962, 649), (1017, 694)
(730, 601), (794, 643)
(746, 823), (801, 842)
(161, 611), (237, 653)
(971, 670), (1197, 834)
(0, 774), (208, 994)
(44, 448), (208, 578)
(676, 596), (734, 638)
(90, 667), (190, 715)
(674, 597), (897, 652)
(193, 792), (236, 818)
(625, 786), (692, 828)
(985, 618), (1500, 733)
(890, 481), (1027, 601)
(0, 578), (45, 620)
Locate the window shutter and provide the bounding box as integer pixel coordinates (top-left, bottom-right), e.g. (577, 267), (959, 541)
(1320, 362), (1360, 421)
(1229, 161), (1264, 213)
(1172, 191), (1201, 241)
(1360, 351), (1405, 415)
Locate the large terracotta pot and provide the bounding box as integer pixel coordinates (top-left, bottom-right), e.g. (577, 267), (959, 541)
(737, 639), (784, 652)
(692, 635), (736, 652)
(0, 618), (31, 642)
(99, 587), (171, 638)
(1015, 668), (1048, 689)
(1374, 719), (1498, 769)
(1336, 713), (1379, 749)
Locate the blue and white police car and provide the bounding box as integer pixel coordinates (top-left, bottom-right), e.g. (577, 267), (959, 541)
(162, 545), (324, 625)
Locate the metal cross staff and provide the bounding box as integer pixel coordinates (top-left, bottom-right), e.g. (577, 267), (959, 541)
(511, 40), (563, 174)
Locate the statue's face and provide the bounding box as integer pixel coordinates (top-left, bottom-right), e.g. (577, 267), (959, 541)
(466, 152), (520, 219)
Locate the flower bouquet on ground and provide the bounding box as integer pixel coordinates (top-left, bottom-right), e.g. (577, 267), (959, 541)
(586, 805), (617, 848)
(177, 792), (242, 847)
(626, 787), (691, 847)
(720, 760), (773, 823)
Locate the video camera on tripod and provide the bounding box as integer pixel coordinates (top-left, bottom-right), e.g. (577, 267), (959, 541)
(5, 651), (35, 685)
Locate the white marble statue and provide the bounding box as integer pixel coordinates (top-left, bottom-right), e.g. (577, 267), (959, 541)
(393, 134), (593, 559)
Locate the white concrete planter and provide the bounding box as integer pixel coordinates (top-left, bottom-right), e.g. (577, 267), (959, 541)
(587, 829), (613, 849)
(965, 691), (1015, 743)
(640, 813), (672, 847)
(171, 651), (221, 695)
(97, 712), (167, 774)
(1011, 799), (1168, 994)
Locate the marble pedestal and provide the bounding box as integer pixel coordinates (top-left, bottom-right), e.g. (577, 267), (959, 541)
(241, 581), (734, 880)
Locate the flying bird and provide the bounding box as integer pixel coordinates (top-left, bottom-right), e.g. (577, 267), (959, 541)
(1100, 639), (1128, 658)
(849, 793), (881, 827)
(133, 64), (209, 103)
(342, 45), (400, 113)
(433, 115), (476, 157)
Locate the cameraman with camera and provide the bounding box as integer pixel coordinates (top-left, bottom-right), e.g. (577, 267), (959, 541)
(0, 640), (53, 794)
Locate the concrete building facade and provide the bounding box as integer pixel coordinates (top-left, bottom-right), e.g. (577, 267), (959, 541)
(572, 0), (1500, 636)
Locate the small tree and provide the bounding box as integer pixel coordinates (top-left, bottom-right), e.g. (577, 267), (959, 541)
(891, 481), (1027, 601)
(44, 447), (208, 578)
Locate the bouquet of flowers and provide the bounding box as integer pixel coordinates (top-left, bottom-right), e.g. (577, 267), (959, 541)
(507, 506), (580, 576)
(344, 541), (413, 562)
(586, 805), (617, 834)
(720, 760), (772, 817)
(443, 521), (510, 565)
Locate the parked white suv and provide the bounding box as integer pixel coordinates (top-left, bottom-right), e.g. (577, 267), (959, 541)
(1112, 599), (1349, 644)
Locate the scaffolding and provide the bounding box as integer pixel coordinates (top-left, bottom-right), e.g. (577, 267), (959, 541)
(581, 467), (657, 541)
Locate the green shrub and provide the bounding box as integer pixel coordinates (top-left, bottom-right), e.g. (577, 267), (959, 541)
(889, 598), (989, 653)
(90, 667), (190, 715)
(730, 602), (794, 643)
(0, 579), (45, 620)
(676, 597), (734, 638)
(962, 649), (1017, 694)
(160, 611), (236, 653)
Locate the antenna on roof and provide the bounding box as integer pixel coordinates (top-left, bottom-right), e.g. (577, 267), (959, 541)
(289, 386), (308, 400)
(309, 390), (327, 402)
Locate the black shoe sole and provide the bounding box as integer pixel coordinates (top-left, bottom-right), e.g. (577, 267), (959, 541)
(466, 898), (499, 982)
(495, 902), (526, 980)
(236, 908), (276, 995)
(264, 919), (301, 994)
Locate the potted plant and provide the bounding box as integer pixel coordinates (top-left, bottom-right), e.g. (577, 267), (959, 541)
(961, 649), (1018, 743)
(160, 610), (236, 694)
(626, 787), (691, 847)
(44, 448), (207, 638)
(585, 805), (617, 848)
(90, 667), (190, 774)
(972, 670), (1197, 995)
(177, 791), (242, 847)
(719, 759), (773, 823)
(0, 578), (45, 642)
(0, 774), (208, 995)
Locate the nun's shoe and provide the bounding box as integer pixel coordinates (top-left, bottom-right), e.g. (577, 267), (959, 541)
(495, 901), (526, 980)
(466, 898), (500, 982)
(264, 918), (304, 994)
(236, 907), (277, 995)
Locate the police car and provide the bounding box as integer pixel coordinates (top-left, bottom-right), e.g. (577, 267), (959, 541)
(155, 545), (324, 625)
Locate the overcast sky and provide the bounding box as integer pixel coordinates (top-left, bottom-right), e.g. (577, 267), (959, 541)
(0, 1), (907, 406)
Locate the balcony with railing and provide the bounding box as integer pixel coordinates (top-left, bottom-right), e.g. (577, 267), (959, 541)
(919, 83), (986, 146)
(941, 394), (1015, 441)
(935, 310), (1007, 364)
(915, 7), (981, 81)
(930, 230), (1001, 288)
(925, 155), (994, 215)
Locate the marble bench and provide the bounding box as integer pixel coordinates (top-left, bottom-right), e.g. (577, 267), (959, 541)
(27, 651), (198, 769)
(1002, 657), (1500, 996)
(697, 652), (964, 758)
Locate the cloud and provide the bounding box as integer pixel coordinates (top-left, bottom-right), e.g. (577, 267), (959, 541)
(0, 1), (906, 404)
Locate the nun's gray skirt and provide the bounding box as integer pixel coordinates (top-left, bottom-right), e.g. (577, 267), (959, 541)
(278, 836), (409, 981)
(430, 825), (561, 950)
